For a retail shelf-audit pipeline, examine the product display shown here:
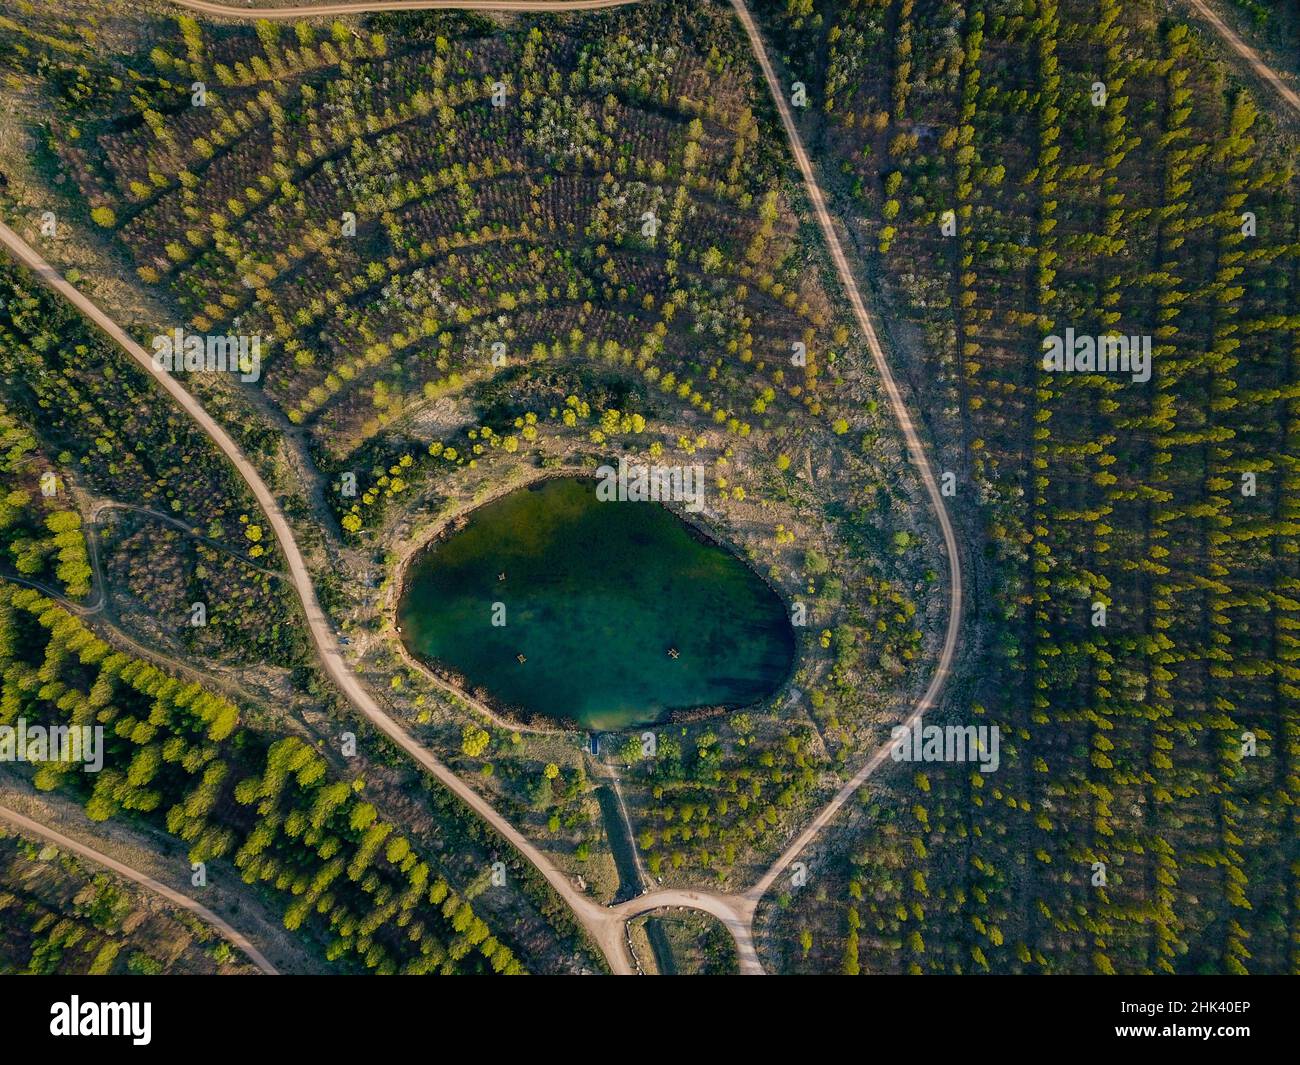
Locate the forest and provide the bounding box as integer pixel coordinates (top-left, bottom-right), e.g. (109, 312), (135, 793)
(0, 0), (1295, 976)
(752, 0), (1299, 974)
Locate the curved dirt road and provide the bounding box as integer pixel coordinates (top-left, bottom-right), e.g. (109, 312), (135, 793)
(731, 0), (1300, 904)
(2, 0), (972, 976)
(1184, 0), (1300, 117)
(169, 0), (635, 18)
(0, 219), (637, 974)
(612, 888), (762, 974)
(730, 0), (963, 897)
(139, 0), (1300, 974)
(0, 804), (278, 974)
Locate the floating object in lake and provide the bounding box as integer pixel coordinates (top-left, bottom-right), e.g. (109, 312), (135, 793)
(667, 647), (679, 659)
(516, 653), (526, 664)
(498, 572), (506, 581)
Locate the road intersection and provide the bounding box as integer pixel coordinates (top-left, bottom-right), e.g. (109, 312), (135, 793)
(7, 0), (1286, 975)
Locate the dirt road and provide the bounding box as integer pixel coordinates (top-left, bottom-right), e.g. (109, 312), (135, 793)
(2, 0), (973, 976)
(169, 0), (636, 18)
(0, 219), (639, 973)
(1185, 0), (1300, 117)
(0, 804), (278, 974)
(729, 0), (963, 900)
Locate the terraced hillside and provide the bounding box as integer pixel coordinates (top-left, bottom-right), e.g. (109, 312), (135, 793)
(0, 0), (947, 933)
(2, 0), (1292, 980)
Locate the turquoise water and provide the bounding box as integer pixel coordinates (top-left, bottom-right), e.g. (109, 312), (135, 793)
(396, 476), (795, 729)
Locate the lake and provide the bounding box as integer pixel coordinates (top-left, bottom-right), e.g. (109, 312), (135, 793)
(396, 476), (796, 729)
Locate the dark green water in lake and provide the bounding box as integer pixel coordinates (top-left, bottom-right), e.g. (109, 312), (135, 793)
(396, 476), (795, 730)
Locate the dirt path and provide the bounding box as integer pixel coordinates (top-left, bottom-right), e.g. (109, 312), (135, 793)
(1, 0), (970, 976)
(612, 889), (762, 974)
(89, 498), (287, 582)
(727, 0), (963, 900)
(0, 804), (279, 974)
(168, 0), (638, 18)
(0, 217), (642, 972)
(1184, 0), (1300, 118)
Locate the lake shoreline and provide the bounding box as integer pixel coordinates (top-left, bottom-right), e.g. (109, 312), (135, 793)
(387, 465), (801, 735)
